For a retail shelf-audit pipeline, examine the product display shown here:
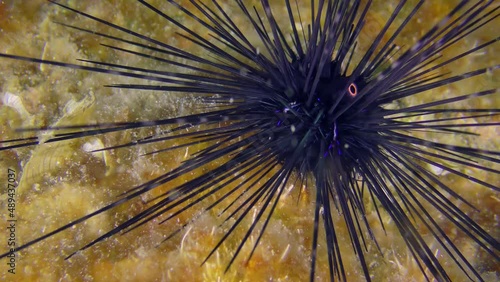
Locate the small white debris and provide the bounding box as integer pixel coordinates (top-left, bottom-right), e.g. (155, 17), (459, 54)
(40, 42), (48, 72)
(82, 138), (104, 153)
(429, 164), (448, 176)
(2, 92), (30, 118)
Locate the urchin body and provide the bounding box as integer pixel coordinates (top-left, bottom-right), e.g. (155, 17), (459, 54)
(0, 1), (499, 281)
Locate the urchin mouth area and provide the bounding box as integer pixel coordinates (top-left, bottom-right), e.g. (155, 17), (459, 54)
(263, 58), (371, 168)
(268, 103), (360, 170)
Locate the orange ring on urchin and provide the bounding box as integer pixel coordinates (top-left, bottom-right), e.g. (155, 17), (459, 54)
(348, 83), (358, 97)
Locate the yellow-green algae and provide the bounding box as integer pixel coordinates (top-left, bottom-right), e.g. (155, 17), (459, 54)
(0, 0), (498, 281)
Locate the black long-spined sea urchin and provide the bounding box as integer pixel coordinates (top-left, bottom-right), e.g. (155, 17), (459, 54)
(0, 0), (499, 281)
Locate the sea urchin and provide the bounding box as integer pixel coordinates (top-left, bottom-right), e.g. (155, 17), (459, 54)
(1, 0), (499, 281)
